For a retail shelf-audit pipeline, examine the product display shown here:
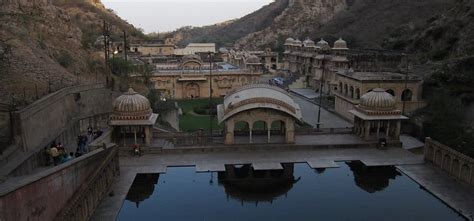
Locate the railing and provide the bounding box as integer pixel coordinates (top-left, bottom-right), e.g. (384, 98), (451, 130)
(55, 144), (119, 221)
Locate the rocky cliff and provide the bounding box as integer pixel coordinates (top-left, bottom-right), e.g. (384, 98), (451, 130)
(0, 0), (143, 104)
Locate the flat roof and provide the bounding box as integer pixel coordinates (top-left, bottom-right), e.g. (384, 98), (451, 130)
(337, 71), (422, 81)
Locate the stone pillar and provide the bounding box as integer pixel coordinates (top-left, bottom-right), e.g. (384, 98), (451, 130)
(249, 124), (253, 144)
(285, 119), (295, 144)
(145, 126), (152, 146)
(376, 121), (380, 139)
(386, 121), (390, 138)
(364, 121), (370, 140)
(395, 120), (401, 140)
(224, 121), (235, 145)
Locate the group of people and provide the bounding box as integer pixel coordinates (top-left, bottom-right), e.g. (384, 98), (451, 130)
(43, 126), (104, 167)
(44, 142), (75, 166)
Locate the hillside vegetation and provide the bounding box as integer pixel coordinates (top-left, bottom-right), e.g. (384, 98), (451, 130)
(0, 0), (144, 105)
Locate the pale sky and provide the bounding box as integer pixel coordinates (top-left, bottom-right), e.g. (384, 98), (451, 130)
(101, 0), (274, 33)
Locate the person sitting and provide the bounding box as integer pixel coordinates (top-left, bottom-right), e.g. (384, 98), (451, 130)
(133, 144), (141, 156)
(50, 146), (60, 166)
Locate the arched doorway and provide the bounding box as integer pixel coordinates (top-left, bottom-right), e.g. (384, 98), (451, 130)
(234, 121), (250, 143)
(251, 121), (267, 143)
(185, 83), (200, 98)
(270, 120), (286, 143)
(401, 89), (413, 101)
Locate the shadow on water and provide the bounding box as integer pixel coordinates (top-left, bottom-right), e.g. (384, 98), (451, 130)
(125, 173), (160, 208)
(346, 161), (401, 193)
(217, 163), (300, 204)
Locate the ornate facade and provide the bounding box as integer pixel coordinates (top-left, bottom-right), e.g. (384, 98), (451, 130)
(217, 84), (303, 144)
(149, 54), (262, 99)
(334, 70), (425, 121)
(349, 88), (407, 141)
(109, 88), (158, 146)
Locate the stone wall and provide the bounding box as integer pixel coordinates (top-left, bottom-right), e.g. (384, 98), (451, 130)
(0, 103), (12, 150)
(12, 84), (113, 152)
(0, 145), (119, 221)
(424, 137), (474, 186)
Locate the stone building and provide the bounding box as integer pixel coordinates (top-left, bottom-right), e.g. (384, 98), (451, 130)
(109, 88), (158, 146)
(149, 54), (262, 99)
(349, 88), (407, 141)
(129, 42), (175, 56)
(174, 43), (216, 55)
(225, 48), (280, 72)
(334, 70), (425, 121)
(217, 84), (303, 144)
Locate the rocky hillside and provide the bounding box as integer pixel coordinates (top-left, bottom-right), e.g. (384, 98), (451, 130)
(171, 0), (289, 48)
(0, 0), (143, 104)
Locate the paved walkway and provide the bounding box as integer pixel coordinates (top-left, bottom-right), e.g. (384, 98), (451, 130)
(290, 88), (319, 99)
(291, 93), (352, 128)
(91, 147), (423, 221)
(398, 164), (474, 219)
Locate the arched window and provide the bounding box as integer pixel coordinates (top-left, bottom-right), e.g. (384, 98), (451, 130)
(355, 88), (360, 99)
(350, 86), (354, 98)
(401, 89), (413, 101)
(386, 89), (395, 97)
(344, 84), (348, 95)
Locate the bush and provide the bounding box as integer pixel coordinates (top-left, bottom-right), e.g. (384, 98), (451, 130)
(56, 51), (73, 68)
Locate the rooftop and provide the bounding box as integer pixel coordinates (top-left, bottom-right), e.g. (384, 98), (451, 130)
(337, 70), (422, 81)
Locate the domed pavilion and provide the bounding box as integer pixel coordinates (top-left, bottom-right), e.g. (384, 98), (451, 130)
(109, 88), (158, 146)
(349, 88), (407, 141)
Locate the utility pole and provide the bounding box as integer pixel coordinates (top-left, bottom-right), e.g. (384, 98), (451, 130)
(316, 54), (326, 130)
(209, 52), (214, 139)
(123, 30), (128, 62)
(402, 54), (409, 115)
(103, 20), (110, 87)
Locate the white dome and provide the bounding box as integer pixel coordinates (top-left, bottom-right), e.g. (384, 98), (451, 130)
(359, 88), (396, 111)
(333, 38), (349, 50)
(303, 38), (316, 47)
(111, 88), (152, 120)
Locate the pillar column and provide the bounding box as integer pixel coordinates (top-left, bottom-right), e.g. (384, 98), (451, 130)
(376, 121), (380, 139)
(364, 121), (370, 140)
(134, 127), (137, 145)
(145, 126), (152, 146)
(386, 121), (390, 138)
(224, 121), (235, 145)
(395, 120), (401, 140)
(249, 123), (253, 144)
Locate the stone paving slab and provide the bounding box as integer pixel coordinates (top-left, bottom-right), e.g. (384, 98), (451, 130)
(306, 159), (339, 168)
(196, 163), (225, 172)
(398, 164), (474, 220)
(361, 156), (424, 166)
(252, 162), (283, 170)
(138, 165), (167, 174)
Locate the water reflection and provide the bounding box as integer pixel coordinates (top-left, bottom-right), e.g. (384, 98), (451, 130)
(218, 163), (300, 204)
(125, 173), (160, 208)
(346, 161), (401, 193)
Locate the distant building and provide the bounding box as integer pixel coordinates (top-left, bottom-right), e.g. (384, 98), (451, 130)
(225, 48), (280, 72)
(174, 43), (216, 55)
(129, 43), (175, 56)
(334, 71), (425, 121)
(282, 37), (426, 118)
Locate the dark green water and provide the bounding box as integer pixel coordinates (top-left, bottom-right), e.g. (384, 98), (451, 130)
(117, 162), (465, 221)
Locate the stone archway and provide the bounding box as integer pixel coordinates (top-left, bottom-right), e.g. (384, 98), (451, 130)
(460, 164), (471, 183)
(442, 154), (451, 172)
(185, 83), (200, 98)
(270, 120), (286, 143)
(233, 121), (250, 143)
(251, 120), (268, 144)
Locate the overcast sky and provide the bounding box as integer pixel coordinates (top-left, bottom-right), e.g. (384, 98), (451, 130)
(101, 0), (274, 33)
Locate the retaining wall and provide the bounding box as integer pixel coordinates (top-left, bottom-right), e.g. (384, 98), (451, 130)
(424, 137), (474, 186)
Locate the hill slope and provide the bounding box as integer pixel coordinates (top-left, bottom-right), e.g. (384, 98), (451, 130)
(0, 0), (143, 104)
(171, 0), (289, 48)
